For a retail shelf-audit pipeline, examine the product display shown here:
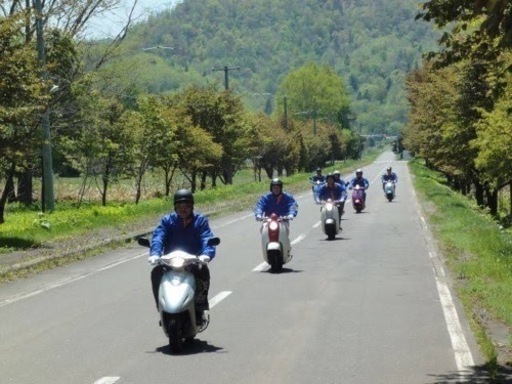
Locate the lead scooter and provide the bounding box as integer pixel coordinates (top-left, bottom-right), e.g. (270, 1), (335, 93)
(319, 199), (341, 240)
(138, 237), (220, 353)
(257, 213), (292, 273)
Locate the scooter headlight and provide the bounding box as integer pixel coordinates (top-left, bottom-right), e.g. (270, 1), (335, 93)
(269, 221), (279, 231)
(168, 257), (185, 268)
(325, 202), (333, 210)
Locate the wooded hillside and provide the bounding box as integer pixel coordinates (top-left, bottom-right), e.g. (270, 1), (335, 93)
(124, 0), (439, 135)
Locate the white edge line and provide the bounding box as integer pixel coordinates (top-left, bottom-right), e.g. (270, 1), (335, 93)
(434, 275), (475, 370)
(210, 291), (232, 308)
(93, 377), (120, 384)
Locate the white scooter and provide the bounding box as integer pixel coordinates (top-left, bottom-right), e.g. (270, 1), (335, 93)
(138, 237), (220, 353)
(319, 199), (342, 240)
(257, 213), (292, 273)
(311, 180), (322, 203)
(384, 180), (396, 202)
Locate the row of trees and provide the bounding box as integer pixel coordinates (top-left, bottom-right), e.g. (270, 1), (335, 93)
(0, 4), (360, 223)
(403, 0), (512, 220)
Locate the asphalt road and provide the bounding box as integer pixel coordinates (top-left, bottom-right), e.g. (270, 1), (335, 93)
(0, 151), (483, 384)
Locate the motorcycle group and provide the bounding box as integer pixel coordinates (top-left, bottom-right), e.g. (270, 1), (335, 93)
(138, 166), (397, 353)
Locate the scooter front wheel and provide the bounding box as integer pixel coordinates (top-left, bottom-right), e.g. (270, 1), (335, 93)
(168, 318), (185, 353)
(268, 250), (283, 273)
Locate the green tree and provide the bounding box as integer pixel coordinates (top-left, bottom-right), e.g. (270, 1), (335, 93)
(275, 62), (351, 125)
(0, 14), (47, 223)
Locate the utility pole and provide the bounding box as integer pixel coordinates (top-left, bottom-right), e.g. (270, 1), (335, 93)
(34, 0), (54, 211)
(313, 99), (317, 136)
(283, 96), (288, 130)
(212, 66), (240, 90)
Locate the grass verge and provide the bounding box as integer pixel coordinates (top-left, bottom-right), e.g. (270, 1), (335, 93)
(409, 159), (512, 378)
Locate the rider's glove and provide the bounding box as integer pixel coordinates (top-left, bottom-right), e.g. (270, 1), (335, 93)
(286, 214), (294, 221)
(256, 215), (263, 221)
(148, 255), (160, 265)
(198, 255), (211, 264)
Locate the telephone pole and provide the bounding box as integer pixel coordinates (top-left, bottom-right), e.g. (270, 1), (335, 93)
(212, 66), (240, 90)
(34, 0), (55, 211)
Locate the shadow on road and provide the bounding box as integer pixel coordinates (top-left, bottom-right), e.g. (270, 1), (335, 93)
(261, 267), (303, 274)
(155, 339), (224, 355)
(427, 364), (512, 384)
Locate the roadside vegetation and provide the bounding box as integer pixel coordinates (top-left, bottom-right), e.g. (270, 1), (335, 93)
(0, 147), (383, 264)
(410, 159), (512, 377)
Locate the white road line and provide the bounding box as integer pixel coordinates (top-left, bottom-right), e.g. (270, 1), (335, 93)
(210, 291), (232, 308)
(212, 213), (254, 229)
(252, 262), (268, 272)
(93, 377), (120, 384)
(0, 253), (145, 308)
(291, 234), (306, 245)
(313, 221), (321, 228)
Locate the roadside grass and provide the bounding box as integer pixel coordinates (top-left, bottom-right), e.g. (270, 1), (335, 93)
(409, 159), (512, 373)
(0, 147), (383, 254)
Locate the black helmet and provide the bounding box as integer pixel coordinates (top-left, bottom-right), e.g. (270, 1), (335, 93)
(269, 178), (283, 191)
(316, 167), (322, 172)
(356, 168), (363, 175)
(173, 188), (194, 205)
(387, 166), (392, 172)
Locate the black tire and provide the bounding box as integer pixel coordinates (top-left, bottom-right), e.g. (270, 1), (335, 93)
(387, 195), (393, 202)
(326, 225), (336, 240)
(268, 251), (283, 273)
(168, 318), (184, 353)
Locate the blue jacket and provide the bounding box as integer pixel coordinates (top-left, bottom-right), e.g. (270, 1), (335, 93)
(381, 173), (398, 183)
(318, 182), (347, 202)
(349, 176), (370, 189)
(255, 192), (298, 218)
(311, 175), (326, 183)
(150, 212), (216, 259)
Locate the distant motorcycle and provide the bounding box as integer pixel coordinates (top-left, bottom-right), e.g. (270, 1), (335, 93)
(311, 180), (322, 203)
(319, 199), (341, 240)
(384, 180), (396, 202)
(138, 236), (220, 353)
(351, 184), (366, 213)
(257, 213), (292, 273)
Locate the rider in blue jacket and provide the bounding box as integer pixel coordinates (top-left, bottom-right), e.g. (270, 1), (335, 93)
(381, 166), (398, 190)
(149, 189), (216, 324)
(318, 173), (347, 220)
(348, 169), (370, 203)
(310, 167), (326, 183)
(255, 178), (298, 220)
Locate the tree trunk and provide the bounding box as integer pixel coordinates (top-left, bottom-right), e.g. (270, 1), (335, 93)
(0, 162), (16, 224)
(200, 172), (207, 190)
(485, 186), (498, 217)
(474, 181), (485, 207)
(17, 168), (33, 205)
